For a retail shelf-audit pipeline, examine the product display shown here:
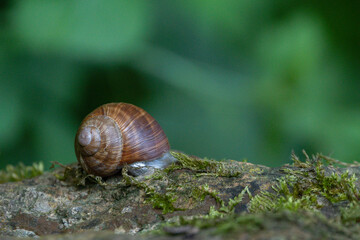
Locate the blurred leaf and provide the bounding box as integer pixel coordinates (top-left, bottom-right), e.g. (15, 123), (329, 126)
(187, 0), (271, 48)
(143, 79), (259, 162)
(10, 0), (151, 61)
(134, 45), (250, 105)
(321, 113), (360, 162)
(254, 12), (346, 162)
(21, 56), (84, 104)
(33, 107), (76, 168)
(0, 85), (22, 150)
(0, 0), (358, 170)
(256, 13), (326, 104)
(0, 44), (82, 167)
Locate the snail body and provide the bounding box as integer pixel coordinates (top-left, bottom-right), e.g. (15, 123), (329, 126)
(75, 103), (175, 177)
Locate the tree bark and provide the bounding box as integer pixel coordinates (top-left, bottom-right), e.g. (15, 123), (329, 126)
(0, 152), (359, 239)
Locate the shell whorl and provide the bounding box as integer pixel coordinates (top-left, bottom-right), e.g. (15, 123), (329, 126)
(75, 103), (170, 177)
(77, 126), (101, 155)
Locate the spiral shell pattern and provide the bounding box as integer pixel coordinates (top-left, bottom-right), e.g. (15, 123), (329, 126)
(75, 103), (170, 177)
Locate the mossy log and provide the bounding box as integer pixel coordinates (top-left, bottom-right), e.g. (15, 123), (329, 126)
(1, 151), (360, 240)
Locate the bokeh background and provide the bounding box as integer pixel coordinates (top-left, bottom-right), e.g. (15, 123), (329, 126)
(0, 0), (359, 170)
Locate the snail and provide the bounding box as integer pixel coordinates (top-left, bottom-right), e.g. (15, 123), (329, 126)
(74, 103), (176, 177)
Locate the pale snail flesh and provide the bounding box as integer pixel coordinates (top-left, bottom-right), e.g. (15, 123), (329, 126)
(75, 103), (176, 177)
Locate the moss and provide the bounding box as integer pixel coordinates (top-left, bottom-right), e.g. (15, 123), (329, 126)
(248, 167), (264, 174)
(193, 184), (250, 216)
(209, 210), (360, 238)
(162, 186), (250, 231)
(160, 207), (360, 238)
(316, 169), (358, 203)
(174, 212), (264, 235)
(144, 170), (167, 181)
(0, 162), (44, 183)
(248, 176), (319, 213)
(247, 191), (278, 213)
(169, 151), (242, 177)
(156, 151), (360, 237)
(341, 202), (360, 224)
(51, 161), (107, 187)
(146, 192), (180, 214)
(118, 151), (249, 215)
(52, 150), (360, 235)
(121, 167), (183, 214)
(220, 186), (250, 214)
(52, 152), (246, 214)
(53, 151), (242, 188)
(156, 186), (261, 237)
(249, 151), (360, 213)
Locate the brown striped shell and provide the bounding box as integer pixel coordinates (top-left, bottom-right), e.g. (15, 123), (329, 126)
(74, 103), (170, 177)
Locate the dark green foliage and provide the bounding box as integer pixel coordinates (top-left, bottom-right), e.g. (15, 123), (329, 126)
(0, 1), (359, 170)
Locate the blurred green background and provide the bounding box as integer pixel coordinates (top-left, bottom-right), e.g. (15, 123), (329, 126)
(0, 0), (359, 170)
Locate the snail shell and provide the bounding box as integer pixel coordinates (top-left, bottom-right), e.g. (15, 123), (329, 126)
(75, 103), (170, 177)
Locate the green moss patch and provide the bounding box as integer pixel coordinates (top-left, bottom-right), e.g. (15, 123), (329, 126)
(121, 167), (183, 214)
(51, 150), (360, 238)
(249, 151), (360, 213)
(168, 151), (242, 177)
(153, 151), (360, 237)
(0, 162), (44, 183)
